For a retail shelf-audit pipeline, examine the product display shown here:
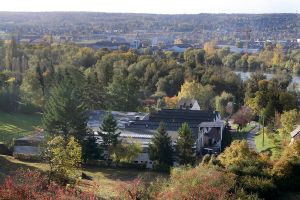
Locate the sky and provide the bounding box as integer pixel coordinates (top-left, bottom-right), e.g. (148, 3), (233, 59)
(1, 0), (300, 14)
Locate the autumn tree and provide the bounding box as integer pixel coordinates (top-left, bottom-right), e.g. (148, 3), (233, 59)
(204, 41), (217, 56)
(47, 136), (82, 184)
(272, 140), (300, 190)
(177, 81), (215, 110)
(278, 109), (299, 137)
(272, 44), (284, 66)
(231, 106), (253, 130)
(215, 92), (234, 117)
(219, 140), (270, 177)
(111, 139), (142, 164)
(163, 96), (178, 109)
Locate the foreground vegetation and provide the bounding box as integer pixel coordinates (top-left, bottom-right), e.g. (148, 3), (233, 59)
(0, 155), (166, 199)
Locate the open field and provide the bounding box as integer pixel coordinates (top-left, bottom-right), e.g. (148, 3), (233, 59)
(0, 155), (167, 199)
(0, 112), (42, 143)
(255, 132), (282, 159)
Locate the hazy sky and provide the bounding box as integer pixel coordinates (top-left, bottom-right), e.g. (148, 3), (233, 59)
(1, 0), (300, 14)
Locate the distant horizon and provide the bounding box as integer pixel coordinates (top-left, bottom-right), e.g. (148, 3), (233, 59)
(0, 11), (299, 15)
(1, 0), (300, 14)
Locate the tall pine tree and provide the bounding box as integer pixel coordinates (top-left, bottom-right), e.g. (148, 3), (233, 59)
(176, 123), (195, 165)
(99, 112), (121, 160)
(149, 122), (173, 167)
(43, 79), (87, 143)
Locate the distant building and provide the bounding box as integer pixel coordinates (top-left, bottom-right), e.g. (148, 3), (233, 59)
(13, 133), (44, 160)
(197, 121), (225, 154)
(88, 109), (223, 168)
(218, 45), (260, 54)
(166, 44), (192, 53)
(177, 99), (200, 110)
(290, 125), (300, 143)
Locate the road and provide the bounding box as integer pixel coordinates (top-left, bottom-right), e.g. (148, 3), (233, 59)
(247, 123), (260, 151)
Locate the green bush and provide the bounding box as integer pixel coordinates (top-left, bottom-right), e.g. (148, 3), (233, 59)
(239, 176), (277, 199)
(18, 101), (40, 114)
(13, 153), (42, 162)
(0, 143), (11, 155)
(85, 159), (146, 170)
(153, 163), (171, 172)
(201, 154), (211, 165)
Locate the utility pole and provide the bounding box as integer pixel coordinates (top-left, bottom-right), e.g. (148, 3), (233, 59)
(262, 115), (265, 147)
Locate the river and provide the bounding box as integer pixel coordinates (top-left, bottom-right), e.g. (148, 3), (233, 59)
(234, 71), (300, 91)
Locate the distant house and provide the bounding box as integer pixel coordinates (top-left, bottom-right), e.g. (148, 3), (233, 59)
(177, 99), (200, 110)
(88, 109), (223, 168)
(13, 133), (44, 160)
(197, 121), (225, 155)
(166, 44), (192, 53)
(290, 125), (300, 143)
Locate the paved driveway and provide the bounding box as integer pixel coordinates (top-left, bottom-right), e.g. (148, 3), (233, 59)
(247, 123), (260, 151)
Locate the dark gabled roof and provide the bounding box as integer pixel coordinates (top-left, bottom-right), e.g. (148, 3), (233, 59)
(125, 109), (218, 136)
(148, 109), (217, 122)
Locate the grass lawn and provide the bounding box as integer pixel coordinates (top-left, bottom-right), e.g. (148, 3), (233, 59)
(232, 122), (256, 141)
(0, 112), (42, 143)
(84, 167), (167, 198)
(0, 155), (167, 199)
(255, 131), (282, 159)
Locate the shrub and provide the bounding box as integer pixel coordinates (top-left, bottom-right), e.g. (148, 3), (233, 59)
(153, 163), (171, 172)
(13, 153), (42, 162)
(157, 166), (236, 200)
(0, 143), (11, 155)
(0, 169), (97, 200)
(201, 154), (211, 165)
(271, 140), (300, 190)
(116, 177), (148, 200)
(18, 101), (40, 114)
(85, 159), (146, 170)
(219, 140), (270, 176)
(239, 176), (277, 199)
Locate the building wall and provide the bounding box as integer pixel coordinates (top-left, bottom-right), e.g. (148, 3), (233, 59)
(133, 152), (153, 169)
(191, 102), (201, 110)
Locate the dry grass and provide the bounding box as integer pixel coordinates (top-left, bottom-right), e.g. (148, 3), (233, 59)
(0, 155), (167, 199)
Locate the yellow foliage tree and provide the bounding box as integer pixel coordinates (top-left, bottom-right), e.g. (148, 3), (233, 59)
(177, 81), (215, 110)
(47, 136), (82, 183)
(272, 44), (284, 66)
(163, 96), (179, 109)
(204, 41), (217, 56)
(278, 109), (299, 137)
(111, 139), (142, 164)
(272, 140), (300, 179)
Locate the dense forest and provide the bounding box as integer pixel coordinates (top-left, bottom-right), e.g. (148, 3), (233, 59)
(0, 39), (299, 115)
